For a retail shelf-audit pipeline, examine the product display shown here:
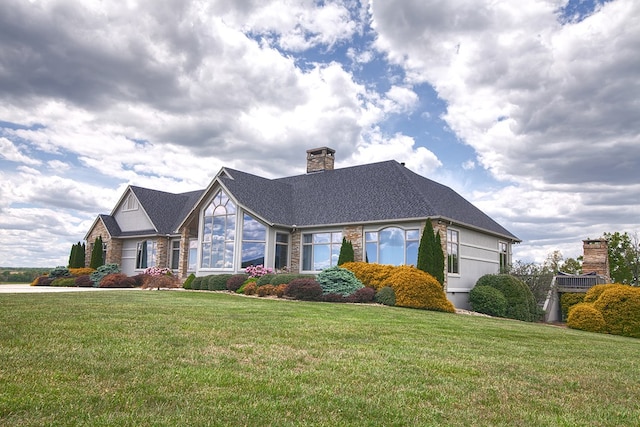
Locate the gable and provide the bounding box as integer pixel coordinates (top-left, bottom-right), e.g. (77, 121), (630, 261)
(113, 188), (155, 233)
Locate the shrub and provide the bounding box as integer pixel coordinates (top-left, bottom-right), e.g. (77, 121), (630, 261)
(592, 285), (640, 338)
(567, 303), (607, 333)
(257, 284), (276, 297)
(69, 267), (95, 277)
(382, 266), (455, 313)
(191, 277), (203, 290)
(316, 266), (364, 296)
(256, 274), (276, 286)
(99, 273), (135, 288)
(142, 275), (180, 290)
(75, 275), (93, 287)
(49, 266), (71, 279)
(374, 286), (396, 306)
(245, 264), (274, 278)
(208, 274), (233, 291)
(285, 278), (323, 301)
(31, 275), (53, 286)
(274, 284), (287, 298)
(346, 287), (375, 303)
(227, 274), (249, 292)
(337, 237), (355, 265)
(182, 273), (196, 290)
(130, 274), (151, 288)
(51, 277), (76, 287)
(269, 274), (314, 286)
(469, 285), (507, 317)
(560, 292), (585, 321)
(322, 293), (346, 303)
(90, 264), (120, 287)
(340, 262), (395, 290)
(143, 266), (172, 276)
(584, 284), (620, 304)
(243, 282), (258, 296)
(475, 274), (538, 322)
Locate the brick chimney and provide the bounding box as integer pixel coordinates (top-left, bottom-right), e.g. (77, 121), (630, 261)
(306, 147), (335, 173)
(582, 238), (610, 280)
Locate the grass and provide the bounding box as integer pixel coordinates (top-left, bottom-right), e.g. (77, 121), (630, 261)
(1, 291), (639, 426)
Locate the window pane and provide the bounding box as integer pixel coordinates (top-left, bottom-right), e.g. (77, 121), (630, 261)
(332, 232), (343, 243)
(406, 229), (420, 240)
(303, 234), (312, 244)
(242, 214), (266, 241)
(379, 227), (405, 266)
(302, 245), (312, 271)
(242, 242), (265, 268)
(365, 232), (377, 242)
(366, 242), (378, 263)
(406, 240), (418, 267)
(188, 241), (198, 271)
(331, 243), (340, 266)
(313, 244), (330, 270)
(313, 233), (330, 244)
(275, 243), (288, 270)
(276, 233), (289, 243)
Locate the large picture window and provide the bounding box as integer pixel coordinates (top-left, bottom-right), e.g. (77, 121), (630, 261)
(499, 242), (508, 272)
(241, 214), (266, 268)
(447, 229), (459, 274)
(201, 190), (236, 269)
(136, 240), (157, 269)
(302, 232), (342, 271)
(365, 227), (419, 266)
(170, 240), (180, 270)
(275, 233), (289, 270)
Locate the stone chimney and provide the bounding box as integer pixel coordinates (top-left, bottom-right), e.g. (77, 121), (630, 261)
(582, 238), (610, 279)
(306, 147), (335, 173)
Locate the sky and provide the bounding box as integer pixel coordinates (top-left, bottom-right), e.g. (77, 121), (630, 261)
(0, 0), (638, 268)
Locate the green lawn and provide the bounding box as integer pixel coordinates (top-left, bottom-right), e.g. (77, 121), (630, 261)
(1, 291), (639, 426)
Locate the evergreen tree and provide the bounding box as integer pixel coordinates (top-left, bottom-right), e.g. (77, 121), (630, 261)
(337, 237), (355, 265)
(68, 243), (77, 268)
(89, 236), (105, 269)
(434, 231), (445, 285)
(79, 242), (86, 268)
(417, 220), (436, 274)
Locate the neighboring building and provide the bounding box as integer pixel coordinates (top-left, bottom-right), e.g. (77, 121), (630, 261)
(85, 147), (520, 308)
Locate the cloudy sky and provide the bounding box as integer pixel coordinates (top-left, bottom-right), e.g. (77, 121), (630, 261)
(1, 0), (638, 268)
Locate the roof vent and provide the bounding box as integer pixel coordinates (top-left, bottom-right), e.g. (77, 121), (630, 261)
(306, 147), (335, 173)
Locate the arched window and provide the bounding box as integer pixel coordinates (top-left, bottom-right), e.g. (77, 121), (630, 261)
(365, 227), (419, 266)
(201, 190), (236, 269)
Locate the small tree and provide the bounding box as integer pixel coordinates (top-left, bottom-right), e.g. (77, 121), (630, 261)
(68, 241), (87, 268)
(337, 237), (355, 266)
(89, 236), (105, 269)
(417, 220), (444, 285)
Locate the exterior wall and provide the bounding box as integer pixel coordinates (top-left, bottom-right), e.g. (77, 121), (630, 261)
(290, 229), (302, 273)
(121, 240), (137, 276)
(156, 237), (169, 269)
(445, 226), (505, 309)
(113, 195), (154, 232)
(85, 219), (116, 266)
(343, 225), (364, 262)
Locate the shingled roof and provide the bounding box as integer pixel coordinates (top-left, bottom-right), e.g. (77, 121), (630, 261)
(219, 160), (519, 241)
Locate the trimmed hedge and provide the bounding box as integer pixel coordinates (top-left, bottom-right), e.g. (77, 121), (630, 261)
(207, 274), (233, 291)
(182, 273), (196, 290)
(316, 266), (364, 296)
(191, 277), (204, 290)
(475, 274), (538, 322)
(284, 278), (323, 301)
(567, 303), (607, 333)
(560, 292), (585, 321)
(374, 286), (396, 306)
(227, 274), (249, 292)
(469, 285), (507, 317)
(381, 266), (455, 313)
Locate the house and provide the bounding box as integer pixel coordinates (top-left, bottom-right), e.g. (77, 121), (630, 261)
(85, 147), (520, 308)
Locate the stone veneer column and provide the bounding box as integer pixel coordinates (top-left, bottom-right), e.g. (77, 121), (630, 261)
(85, 220), (109, 267)
(108, 238), (122, 266)
(582, 239), (610, 280)
(156, 237), (169, 269)
(342, 225), (364, 262)
(290, 229), (302, 273)
(177, 228), (190, 279)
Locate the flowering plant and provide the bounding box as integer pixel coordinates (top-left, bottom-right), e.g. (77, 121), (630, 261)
(143, 266), (173, 276)
(245, 264), (273, 278)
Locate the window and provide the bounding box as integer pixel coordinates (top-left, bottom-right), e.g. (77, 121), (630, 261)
(365, 227), (419, 266)
(499, 242), (508, 272)
(102, 242), (108, 264)
(188, 239), (198, 272)
(170, 240), (180, 270)
(447, 229), (459, 274)
(241, 214), (266, 268)
(123, 194), (138, 211)
(136, 240), (157, 269)
(302, 232), (342, 271)
(201, 190), (236, 269)
(275, 233), (289, 270)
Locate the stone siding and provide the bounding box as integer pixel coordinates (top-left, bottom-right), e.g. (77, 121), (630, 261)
(342, 225), (364, 262)
(582, 239), (610, 279)
(85, 219), (122, 266)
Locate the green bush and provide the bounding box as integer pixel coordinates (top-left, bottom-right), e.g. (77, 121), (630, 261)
(51, 277), (76, 287)
(90, 264), (120, 287)
(560, 293), (585, 321)
(469, 285), (507, 317)
(191, 276), (203, 290)
(374, 286), (396, 306)
(567, 303), (607, 333)
(269, 274), (314, 286)
(182, 273), (196, 290)
(256, 274), (276, 286)
(475, 274), (538, 322)
(49, 266), (71, 279)
(208, 274), (233, 291)
(316, 266), (364, 296)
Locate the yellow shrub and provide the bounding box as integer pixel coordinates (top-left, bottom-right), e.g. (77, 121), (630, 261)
(69, 267), (96, 276)
(341, 262), (395, 290)
(592, 285), (640, 338)
(567, 303), (606, 333)
(560, 292), (585, 321)
(381, 266), (455, 313)
(583, 284), (619, 304)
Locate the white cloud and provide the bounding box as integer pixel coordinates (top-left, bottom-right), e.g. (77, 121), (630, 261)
(0, 137), (41, 165)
